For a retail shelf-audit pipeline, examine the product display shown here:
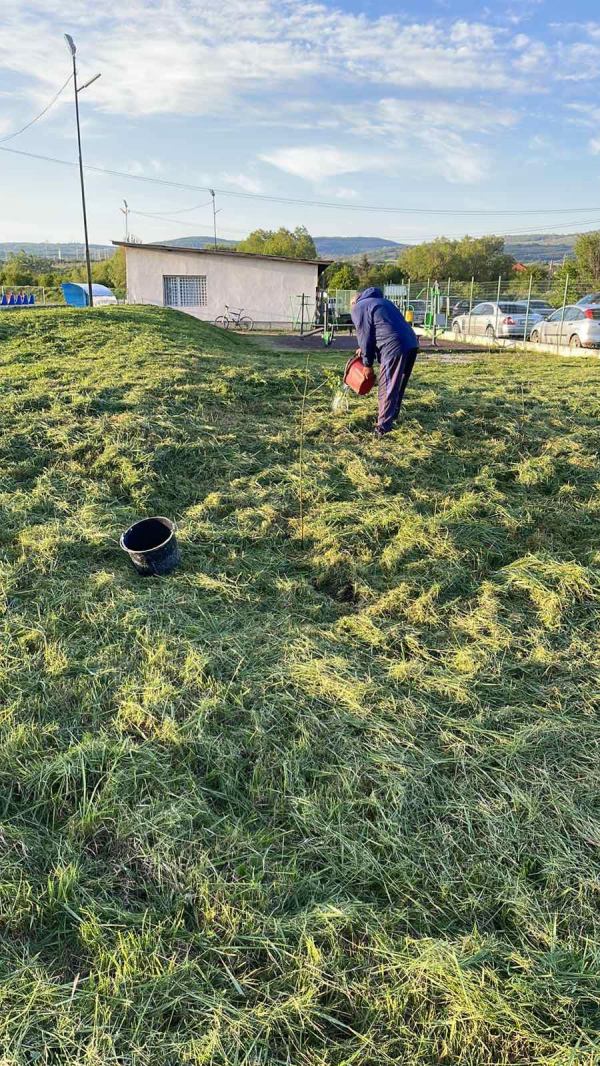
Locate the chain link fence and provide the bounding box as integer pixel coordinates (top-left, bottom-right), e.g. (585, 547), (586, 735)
(330, 274), (600, 330)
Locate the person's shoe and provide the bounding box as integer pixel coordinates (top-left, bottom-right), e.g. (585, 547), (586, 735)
(373, 426), (386, 439)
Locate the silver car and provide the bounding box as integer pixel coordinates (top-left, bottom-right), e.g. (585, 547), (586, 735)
(530, 305), (600, 348)
(576, 292), (600, 307)
(528, 299), (555, 318)
(452, 301), (542, 339)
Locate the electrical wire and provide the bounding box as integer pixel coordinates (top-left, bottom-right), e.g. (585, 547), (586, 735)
(0, 75), (73, 145)
(0, 143), (598, 218)
(126, 206), (600, 244)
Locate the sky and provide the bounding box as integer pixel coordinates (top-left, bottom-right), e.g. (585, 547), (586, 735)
(1, 0), (600, 248)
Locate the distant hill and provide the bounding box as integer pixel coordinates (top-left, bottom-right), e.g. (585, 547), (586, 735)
(162, 236), (237, 249)
(314, 236), (403, 258)
(502, 233), (578, 264)
(0, 232), (585, 267)
(163, 235), (404, 259)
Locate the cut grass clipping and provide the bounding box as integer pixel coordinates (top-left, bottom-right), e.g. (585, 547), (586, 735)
(2, 305), (600, 1064)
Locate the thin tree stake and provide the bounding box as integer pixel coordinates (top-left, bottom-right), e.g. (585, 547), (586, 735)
(299, 348), (311, 548)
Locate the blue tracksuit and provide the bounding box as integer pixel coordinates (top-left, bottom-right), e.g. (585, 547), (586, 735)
(351, 287), (418, 433)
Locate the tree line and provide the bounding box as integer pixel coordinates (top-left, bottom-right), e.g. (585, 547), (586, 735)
(4, 227), (600, 305)
(0, 249), (127, 299)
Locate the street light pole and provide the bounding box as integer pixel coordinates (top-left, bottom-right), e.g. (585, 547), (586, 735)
(120, 199), (129, 242)
(64, 34), (98, 308)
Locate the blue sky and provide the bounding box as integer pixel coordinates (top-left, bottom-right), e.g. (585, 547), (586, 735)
(1, 0), (600, 247)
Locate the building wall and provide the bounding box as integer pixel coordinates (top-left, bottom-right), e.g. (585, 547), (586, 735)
(124, 247), (319, 325)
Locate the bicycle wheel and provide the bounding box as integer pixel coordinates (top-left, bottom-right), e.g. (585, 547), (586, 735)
(239, 316), (253, 331)
(215, 316), (229, 329)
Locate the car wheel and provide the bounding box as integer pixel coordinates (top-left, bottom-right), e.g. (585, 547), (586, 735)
(485, 325), (495, 339)
(530, 330), (540, 343)
(453, 321), (461, 337)
(569, 334), (582, 349)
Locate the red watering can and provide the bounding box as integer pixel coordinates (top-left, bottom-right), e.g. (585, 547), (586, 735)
(344, 354), (376, 396)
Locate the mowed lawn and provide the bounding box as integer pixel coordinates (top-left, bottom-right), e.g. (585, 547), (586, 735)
(2, 306), (600, 1065)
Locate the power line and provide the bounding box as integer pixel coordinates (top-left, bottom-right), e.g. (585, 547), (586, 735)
(0, 74), (73, 145)
(128, 205), (600, 243)
(129, 207), (246, 236)
(0, 142), (598, 218)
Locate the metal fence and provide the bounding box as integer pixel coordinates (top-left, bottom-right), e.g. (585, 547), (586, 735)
(331, 273), (600, 327)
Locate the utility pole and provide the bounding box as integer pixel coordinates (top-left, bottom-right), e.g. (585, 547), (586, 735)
(120, 199), (130, 242)
(210, 189), (217, 249)
(64, 34), (100, 308)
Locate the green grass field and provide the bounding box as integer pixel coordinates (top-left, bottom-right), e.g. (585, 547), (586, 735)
(2, 306), (600, 1065)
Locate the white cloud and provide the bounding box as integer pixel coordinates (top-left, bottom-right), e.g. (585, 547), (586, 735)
(335, 187), (359, 199)
(590, 137), (600, 155)
(529, 134), (549, 150)
(222, 172), (264, 194)
(0, 3), (550, 119)
(260, 146), (383, 182)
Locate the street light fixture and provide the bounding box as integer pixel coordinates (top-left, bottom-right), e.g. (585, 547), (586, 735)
(64, 33), (100, 308)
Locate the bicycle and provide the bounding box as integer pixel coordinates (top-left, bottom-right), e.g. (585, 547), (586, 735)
(214, 305), (253, 331)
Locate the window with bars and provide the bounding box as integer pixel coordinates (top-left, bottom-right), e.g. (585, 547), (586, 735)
(163, 275), (207, 307)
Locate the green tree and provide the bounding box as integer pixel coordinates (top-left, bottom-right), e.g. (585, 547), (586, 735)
(325, 263), (360, 291)
(399, 234), (515, 282)
(574, 231), (600, 284)
(106, 249), (126, 294)
(237, 226), (317, 259)
(2, 252), (34, 287)
(511, 263), (550, 297)
(457, 235), (515, 281)
(399, 237), (461, 281)
(357, 253), (371, 285)
(365, 262), (406, 288)
(548, 260), (579, 306)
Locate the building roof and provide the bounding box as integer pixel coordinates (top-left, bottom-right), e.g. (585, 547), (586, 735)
(112, 241), (332, 268)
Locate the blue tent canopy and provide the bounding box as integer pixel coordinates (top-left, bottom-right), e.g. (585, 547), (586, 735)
(61, 282), (116, 307)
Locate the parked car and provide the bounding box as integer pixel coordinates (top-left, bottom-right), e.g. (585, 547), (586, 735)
(528, 299), (555, 318)
(449, 299), (472, 318)
(530, 305), (600, 348)
(408, 299), (427, 325)
(576, 293), (600, 307)
(452, 301), (542, 339)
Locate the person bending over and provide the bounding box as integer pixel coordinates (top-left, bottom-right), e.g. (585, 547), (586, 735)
(351, 287), (419, 437)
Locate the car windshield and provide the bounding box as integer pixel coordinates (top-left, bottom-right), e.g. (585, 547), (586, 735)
(498, 303), (527, 314)
(530, 302), (552, 309)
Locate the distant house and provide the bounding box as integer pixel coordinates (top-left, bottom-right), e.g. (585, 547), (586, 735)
(62, 282), (117, 307)
(512, 262), (527, 273)
(113, 241), (331, 327)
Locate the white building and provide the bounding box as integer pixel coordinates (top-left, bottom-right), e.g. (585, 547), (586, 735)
(114, 241), (330, 328)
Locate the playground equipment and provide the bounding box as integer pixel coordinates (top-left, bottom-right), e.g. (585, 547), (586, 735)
(294, 291), (337, 346)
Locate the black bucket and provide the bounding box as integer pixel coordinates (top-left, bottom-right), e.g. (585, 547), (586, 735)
(120, 516), (181, 577)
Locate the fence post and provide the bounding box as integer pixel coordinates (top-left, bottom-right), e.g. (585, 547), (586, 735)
(494, 275), (502, 341)
(446, 277), (451, 326)
(300, 293), (305, 336)
(468, 276), (474, 336)
(558, 274), (569, 349)
(524, 273), (533, 345)
(407, 277), (411, 316)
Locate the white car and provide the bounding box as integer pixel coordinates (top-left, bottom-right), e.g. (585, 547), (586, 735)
(530, 305), (600, 349)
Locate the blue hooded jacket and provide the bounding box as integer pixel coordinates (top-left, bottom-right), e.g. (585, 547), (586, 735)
(350, 287), (418, 367)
